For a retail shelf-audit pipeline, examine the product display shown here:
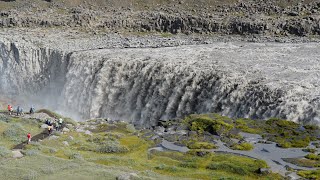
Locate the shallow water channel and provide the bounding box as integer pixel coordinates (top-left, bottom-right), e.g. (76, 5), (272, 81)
(152, 132), (320, 178)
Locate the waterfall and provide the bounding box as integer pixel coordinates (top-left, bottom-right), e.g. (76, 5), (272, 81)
(0, 39), (320, 127)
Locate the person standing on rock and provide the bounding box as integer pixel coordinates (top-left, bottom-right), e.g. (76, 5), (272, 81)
(29, 106), (35, 114)
(59, 118), (63, 126)
(16, 106), (20, 116)
(20, 107), (24, 115)
(48, 125), (53, 135)
(27, 133), (31, 144)
(7, 105), (12, 115)
(55, 121), (60, 131)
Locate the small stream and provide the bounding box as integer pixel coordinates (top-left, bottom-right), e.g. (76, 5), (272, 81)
(154, 132), (319, 178)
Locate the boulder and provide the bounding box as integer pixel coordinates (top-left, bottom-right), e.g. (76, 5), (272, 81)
(62, 141), (69, 146)
(154, 126), (165, 134)
(41, 124), (48, 129)
(85, 130), (92, 135)
(116, 173), (139, 180)
(196, 151), (210, 157)
(257, 168), (271, 175)
(76, 128), (85, 133)
(12, 150), (23, 158)
(62, 127), (70, 132)
(188, 131), (197, 137)
(65, 124), (74, 129)
(48, 135), (59, 140)
(176, 124), (188, 131)
(67, 136), (74, 141)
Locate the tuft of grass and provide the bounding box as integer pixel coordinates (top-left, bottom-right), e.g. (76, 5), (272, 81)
(207, 162), (250, 175)
(178, 161), (199, 168)
(3, 123), (27, 143)
(297, 169), (320, 179)
(305, 153), (320, 161)
(23, 149), (40, 156)
(0, 146), (11, 157)
(230, 142), (254, 151)
(160, 32), (173, 38)
(95, 141), (129, 153)
(184, 114), (234, 135)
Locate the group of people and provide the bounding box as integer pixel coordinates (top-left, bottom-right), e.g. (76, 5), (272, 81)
(26, 117), (64, 144)
(7, 104), (64, 143)
(7, 104), (35, 116)
(45, 117), (64, 135)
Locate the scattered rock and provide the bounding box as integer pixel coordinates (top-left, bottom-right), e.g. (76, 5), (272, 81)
(175, 130), (188, 135)
(48, 135), (59, 140)
(154, 126), (165, 134)
(257, 168), (271, 175)
(116, 173), (139, 180)
(150, 135), (160, 140)
(84, 130), (92, 135)
(67, 136), (74, 141)
(188, 131), (197, 137)
(41, 124), (48, 129)
(12, 150), (23, 158)
(62, 141), (69, 146)
(62, 127), (70, 132)
(76, 128), (85, 133)
(65, 124), (74, 129)
(196, 151), (210, 157)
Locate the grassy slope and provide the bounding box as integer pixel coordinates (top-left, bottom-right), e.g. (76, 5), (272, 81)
(0, 112), (282, 180)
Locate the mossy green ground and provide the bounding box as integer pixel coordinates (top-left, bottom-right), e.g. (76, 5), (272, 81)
(183, 113), (319, 149)
(182, 114), (320, 179)
(0, 111), (283, 179)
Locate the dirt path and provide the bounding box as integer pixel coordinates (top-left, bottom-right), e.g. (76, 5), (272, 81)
(8, 111), (66, 150)
(12, 129), (50, 150)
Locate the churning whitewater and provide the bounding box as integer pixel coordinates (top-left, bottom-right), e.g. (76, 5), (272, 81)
(0, 36), (320, 127)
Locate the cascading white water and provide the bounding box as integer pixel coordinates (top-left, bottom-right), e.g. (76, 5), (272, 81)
(0, 38), (320, 127)
(0, 39), (69, 110)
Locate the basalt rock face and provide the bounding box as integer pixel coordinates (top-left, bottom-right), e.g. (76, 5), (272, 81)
(0, 36), (319, 127)
(0, 39), (69, 108)
(1, 1), (320, 37)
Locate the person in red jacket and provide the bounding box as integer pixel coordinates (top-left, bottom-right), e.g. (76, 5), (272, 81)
(27, 133), (31, 144)
(7, 105), (12, 115)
